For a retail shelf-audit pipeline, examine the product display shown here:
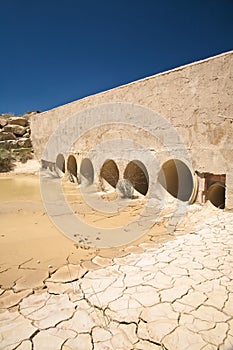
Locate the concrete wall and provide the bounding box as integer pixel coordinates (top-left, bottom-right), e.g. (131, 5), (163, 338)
(31, 51), (233, 209)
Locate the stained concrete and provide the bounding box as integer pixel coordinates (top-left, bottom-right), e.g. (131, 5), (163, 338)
(30, 50), (233, 208)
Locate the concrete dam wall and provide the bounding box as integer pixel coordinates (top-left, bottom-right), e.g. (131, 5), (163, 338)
(30, 51), (233, 210)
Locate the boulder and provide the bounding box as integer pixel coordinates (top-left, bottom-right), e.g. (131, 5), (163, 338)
(0, 131), (16, 141)
(0, 118), (8, 128)
(0, 140), (18, 150)
(3, 124), (26, 136)
(17, 138), (32, 148)
(8, 117), (27, 127)
(116, 179), (134, 198)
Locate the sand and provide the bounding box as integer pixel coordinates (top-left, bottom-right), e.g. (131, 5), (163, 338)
(0, 165), (173, 291)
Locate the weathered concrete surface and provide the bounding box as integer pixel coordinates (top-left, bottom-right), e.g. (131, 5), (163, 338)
(1, 205), (233, 349)
(30, 51), (233, 208)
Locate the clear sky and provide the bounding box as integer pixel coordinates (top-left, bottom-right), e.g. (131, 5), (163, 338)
(0, 0), (232, 115)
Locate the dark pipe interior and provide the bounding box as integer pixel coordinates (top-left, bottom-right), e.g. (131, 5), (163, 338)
(207, 183), (225, 209)
(67, 155), (77, 178)
(100, 159), (119, 188)
(124, 160), (149, 195)
(80, 158), (94, 184)
(56, 154), (65, 173)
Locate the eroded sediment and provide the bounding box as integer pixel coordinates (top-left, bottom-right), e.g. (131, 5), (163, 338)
(1, 197), (233, 349)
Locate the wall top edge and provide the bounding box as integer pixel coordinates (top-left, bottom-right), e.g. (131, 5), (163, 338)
(38, 50), (233, 116)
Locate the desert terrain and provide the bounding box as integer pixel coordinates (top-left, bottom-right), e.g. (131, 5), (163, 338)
(1, 163), (233, 349)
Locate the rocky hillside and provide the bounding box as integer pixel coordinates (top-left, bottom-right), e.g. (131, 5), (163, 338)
(0, 111), (40, 171)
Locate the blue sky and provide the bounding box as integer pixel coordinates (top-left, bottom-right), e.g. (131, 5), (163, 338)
(0, 0), (232, 115)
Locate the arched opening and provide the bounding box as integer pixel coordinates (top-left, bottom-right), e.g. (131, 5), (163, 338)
(158, 159), (193, 202)
(67, 155), (77, 178)
(56, 154), (65, 173)
(100, 159), (119, 188)
(80, 158), (94, 185)
(207, 183), (225, 209)
(124, 160), (149, 195)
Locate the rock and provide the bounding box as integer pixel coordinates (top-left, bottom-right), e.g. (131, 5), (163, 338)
(17, 138), (32, 148)
(9, 117), (27, 127)
(4, 124), (26, 136)
(116, 179), (134, 198)
(7, 140), (18, 149)
(0, 140), (24, 150)
(68, 171), (76, 183)
(0, 131), (16, 141)
(24, 132), (30, 138)
(0, 117), (7, 128)
(0, 140), (10, 149)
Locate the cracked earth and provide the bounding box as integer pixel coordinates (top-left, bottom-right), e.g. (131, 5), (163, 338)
(1, 196), (233, 350)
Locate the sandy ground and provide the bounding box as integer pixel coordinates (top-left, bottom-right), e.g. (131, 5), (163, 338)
(2, 162), (233, 349)
(0, 162), (174, 291)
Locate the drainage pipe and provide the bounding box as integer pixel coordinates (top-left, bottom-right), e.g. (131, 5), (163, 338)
(207, 183), (225, 209)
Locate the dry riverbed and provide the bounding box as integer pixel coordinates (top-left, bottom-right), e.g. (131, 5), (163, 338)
(0, 172), (172, 291)
(1, 169), (233, 349)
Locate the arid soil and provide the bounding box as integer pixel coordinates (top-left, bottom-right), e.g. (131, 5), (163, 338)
(0, 170), (171, 292)
(1, 166), (233, 349)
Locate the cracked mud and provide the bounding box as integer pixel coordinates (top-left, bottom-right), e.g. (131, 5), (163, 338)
(1, 176), (233, 349)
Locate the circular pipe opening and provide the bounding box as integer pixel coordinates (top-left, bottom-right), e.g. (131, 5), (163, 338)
(100, 159), (119, 188)
(67, 155), (77, 178)
(124, 160), (149, 195)
(158, 159), (193, 202)
(189, 172), (199, 204)
(207, 183), (225, 209)
(80, 158), (94, 185)
(56, 154), (65, 173)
